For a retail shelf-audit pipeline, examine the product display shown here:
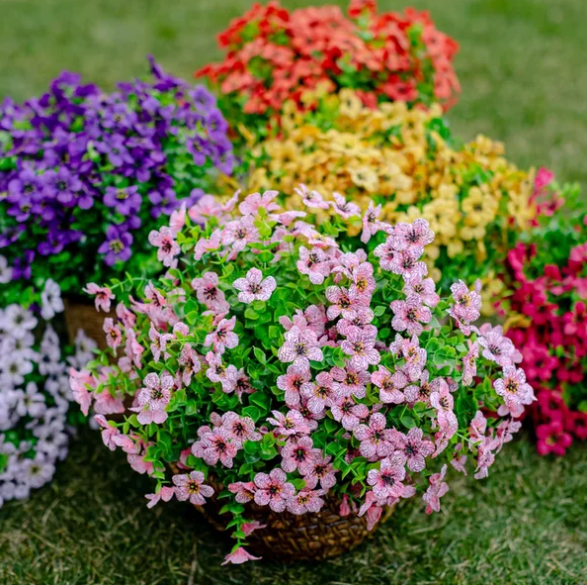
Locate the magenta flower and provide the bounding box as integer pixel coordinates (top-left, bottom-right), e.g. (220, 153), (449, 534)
(233, 268), (276, 303)
(83, 283), (115, 312)
(148, 323), (173, 363)
(277, 364), (313, 408)
(253, 468), (295, 512)
(133, 371), (173, 425)
(222, 547), (261, 565)
(493, 366), (535, 418)
(297, 246), (331, 284)
(366, 453), (408, 499)
(286, 489), (325, 515)
(341, 327), (380, 370)
(301, 371), (338, 414)
(267, 409), (311, 437)
(330, 364), (370, 399)
(278, 326), (324, 369)
(390, 294), (432, 336)
(204, 316), (239, 354)
(172, 471), (214, 505)
(422, 464), (449, 514)
(302, 453), (337, 490)
(103, 318), (122, 350)
(148, 226), (180, 267)
(392, 428), (434, 472)
(191, 271), (229, 313)
(330, 395), (369, 430)
(403, 276), (439, 308)
(228, 481), (257, 503)
(393, 219), (434, 252)
(281, 436), (318, 474)
(191, 427), (238, 468)
(371, 366), (408, 404)
(353, 413), (393, 460)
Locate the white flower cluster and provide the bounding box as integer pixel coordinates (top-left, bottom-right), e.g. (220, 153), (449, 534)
(0, 303), (95, 508)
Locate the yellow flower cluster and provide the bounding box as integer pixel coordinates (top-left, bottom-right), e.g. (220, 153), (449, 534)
(245, 89), (536, 301)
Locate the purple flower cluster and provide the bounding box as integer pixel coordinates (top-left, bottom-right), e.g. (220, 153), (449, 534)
(0, 56), (234, 292)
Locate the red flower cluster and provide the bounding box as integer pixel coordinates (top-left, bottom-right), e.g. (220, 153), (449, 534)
(503, 172), (587, 456)
(197, 0), (459, 124)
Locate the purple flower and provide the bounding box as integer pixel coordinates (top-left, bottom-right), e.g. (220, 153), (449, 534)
(104, 186), (141, 216)
(98, 225), (133, 266)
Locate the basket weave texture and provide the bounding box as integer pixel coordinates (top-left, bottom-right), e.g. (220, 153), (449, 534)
(175, 470), (393, 561)
(63, 298), (112, 350)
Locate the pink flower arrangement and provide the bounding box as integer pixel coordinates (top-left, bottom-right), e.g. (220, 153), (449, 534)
(501, 175), (587, 456)
(74, 187), (532, 564)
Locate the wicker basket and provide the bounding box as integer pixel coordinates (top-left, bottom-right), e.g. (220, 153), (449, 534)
(63, 297), (112, 350)
(174, 469), (393, 561)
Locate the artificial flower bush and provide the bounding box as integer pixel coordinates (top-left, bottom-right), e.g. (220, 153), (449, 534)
(0, 57), (234, 304)
(75, 188), (533, 564)
(197, 0), (459, 140)
(246, 89), (535, 295)
(502, 172), (587, 456)
(0, 303), (95, 508)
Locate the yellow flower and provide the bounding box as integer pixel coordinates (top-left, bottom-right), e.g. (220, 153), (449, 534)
(349, 166), (379, 192)
(338, 89), (363, 120)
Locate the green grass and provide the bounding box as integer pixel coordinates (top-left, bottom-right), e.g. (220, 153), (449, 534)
(1, 0), (587, 583)
(1, 432), (587, 585)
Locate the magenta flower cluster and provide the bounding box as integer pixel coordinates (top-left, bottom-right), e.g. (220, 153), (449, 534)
(73, 187), (533, 565)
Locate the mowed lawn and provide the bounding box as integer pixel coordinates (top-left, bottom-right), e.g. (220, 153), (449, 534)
(1, 0), (587, 584)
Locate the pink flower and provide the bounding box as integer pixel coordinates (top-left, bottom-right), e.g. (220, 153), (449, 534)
(478, 324), (521, 367)
(403, 276), (439, 308)
(390, 295), (431, 336)
(392, 428), (434, 472)
(277, 364), (313, 407)
(148, 226), (180, 267)
(462, 341), (478, 386)
(302, 453), (337, 490)
(242, 521), (266, 536)
(297, 246), (331, 284)
(69, 369), (94, 416)
(233, 268), (276, 303)
(390, 334), (427, 381)
(83, 283), (114, 313)
(220, 412), (260, 446)
(191, 427), (238, 468)
(388, 249), (428, 281)
(253, 468), (295, 512)
(301, 371), (338, 414)
(367, 453), (408, 499)
(267, 409), (311, 437)
(149, 323), (173, 363)
(204, 316), (239, 354)
(103, 318), (122, 350)
(493, 366), (535, 418)
(94, 414), (119, 450)
(239, 190), (280, 216)
(448, 280), (482, 332)
(371, 366), (408, 404)
(393, 219), (434, 253)
(145, 486), (175, 508)
(222, 368), (255, 398)
(331, 364), (370, 398)
(295, 184), (330, 209)
(330, 395), (369, 430)
(194, 230), (222, 260)
(191, 272), (229, 313)
(222, 215), (259, 256)
(278, 326), (324, 369)
(178, 344), (201, 386)
(361, 201), (383, 243)
(325, 286), (369, 320)
(341, 327), (380, 370)
(222, 547), (261, 565)
(169, 203), (186, 235)
(204, 352), (236, 386)
(403, 369), (441, 404)
(353, 413), (393, 460)
(228, 481), (257, 503)
(281, 436), (318, 474)
(330, 192), (361, 219)
(173, 471), (214, 505)
(287, 489), (325, 515)
(373, 236), (397, 271)
(422, 464), (449, 514)
(133, 371), (174, 425)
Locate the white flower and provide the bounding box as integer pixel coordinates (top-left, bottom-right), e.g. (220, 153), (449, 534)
(0, 353), (34, 386)
(0, 255), (12, 284)
(2, 305), (37, 340)
(40, 279), (64, 320)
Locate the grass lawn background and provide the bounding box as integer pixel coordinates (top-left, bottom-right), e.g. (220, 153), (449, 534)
(1, 0), (587, 583)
